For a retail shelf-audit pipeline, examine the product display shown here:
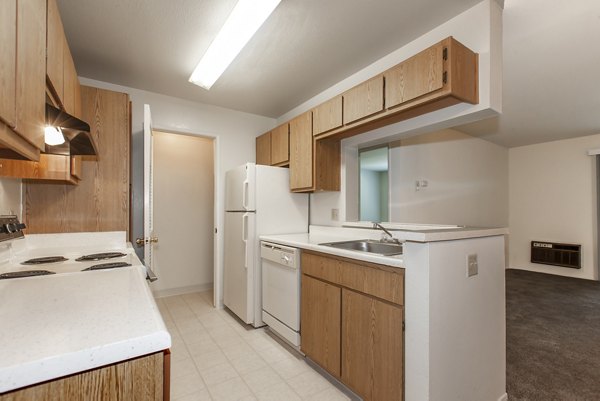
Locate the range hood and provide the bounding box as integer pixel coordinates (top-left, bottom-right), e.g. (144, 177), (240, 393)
(44, 103), (98, 157)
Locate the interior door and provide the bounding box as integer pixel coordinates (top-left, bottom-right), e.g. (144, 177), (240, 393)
(141, 104), (158, 280)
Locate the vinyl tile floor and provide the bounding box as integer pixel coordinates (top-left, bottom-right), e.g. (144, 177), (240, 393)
(156, 291), (353, 401)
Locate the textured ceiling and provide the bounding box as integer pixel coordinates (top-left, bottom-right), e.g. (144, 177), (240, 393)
(58, 0), (600, 148)
(57, 0), (482, 118)
(455, 0), (600, 147)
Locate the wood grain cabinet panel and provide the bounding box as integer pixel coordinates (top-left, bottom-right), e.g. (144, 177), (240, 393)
(15, 0), (46, 151)
(342, 289), (403, 401)
(342, 75), (384, 124)
(301, 274), (341, 378)
(289, 111), (313, 191)
(385, 42), (444, 109)
(24, 86), (130, 235)
(255, 131), (271, 166)
(46, 0), (64, 106)
(0, 352), (165, 401)
(62, 36), (78, 116)
(270, 123), (289, 166)
(0, 0), (17, 128)
(313, 96), (342, 136)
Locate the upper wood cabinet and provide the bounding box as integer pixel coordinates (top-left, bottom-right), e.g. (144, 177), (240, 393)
(270, 123), (289, 166)
(313, 96), (342, 136)
(289, 112), (313, 191)
(0, 0), (46, 161)
(384, 37), (478, 112)
(0, 1), (17, 130)
(0, 154), (80, 184)
(343, 75), (384, 125)
(16, 0), (47, 152)
(46, 0), (64, 104)
(256, 131), (271, 166)
(385, 42), (444, 109)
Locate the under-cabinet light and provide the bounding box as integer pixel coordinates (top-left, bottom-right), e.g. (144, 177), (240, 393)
(189, 0), (281, 90)
(44, 126), (65, 146)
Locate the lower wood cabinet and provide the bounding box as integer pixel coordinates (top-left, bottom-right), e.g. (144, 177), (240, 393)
(301, 274), (341, 378)
(342, 288), (403, 401)
(0, 351), (169, 401)
(301, 251), (404, 401)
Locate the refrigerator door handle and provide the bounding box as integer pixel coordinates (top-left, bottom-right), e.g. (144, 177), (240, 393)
(242, 180), (249, 210)
(242, 213), (249, 269)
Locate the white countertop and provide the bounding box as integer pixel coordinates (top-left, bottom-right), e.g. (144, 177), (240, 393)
(0, 266), (171, 393)
(260, 225), (508, 268)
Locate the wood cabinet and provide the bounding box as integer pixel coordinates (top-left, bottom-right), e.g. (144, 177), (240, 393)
(342, 289), (403, 401)
(0, 1), (17, 129)
(0, 351), (167, 401)
(342, 75), (384, 125)
(24, 86), (131, 235)
(301, 275), (341, 378)
(256, 124), (289, 167)
(313, 96), (342, 136)
(0, 154), (79, 184)
(270, 123), (289, 166)
(46, 0), (64, 105)
(385, 37), (478, 113)
(289, 112), (313, 190)
(256, 131), (271, 165)
(0, 0), (46, 161)
(46, 0), (82, 119)
(301, 251), (404, 401)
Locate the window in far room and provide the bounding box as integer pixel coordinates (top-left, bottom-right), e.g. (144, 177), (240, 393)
(359, 146), (389, 223)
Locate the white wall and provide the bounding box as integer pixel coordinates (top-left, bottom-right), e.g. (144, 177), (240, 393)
(301, 0), (503, 226)
(79, 77), (275, 306)
(0, 178), (22, 219)
(509, 133), (600, 280)
(389, 129), (508, 227)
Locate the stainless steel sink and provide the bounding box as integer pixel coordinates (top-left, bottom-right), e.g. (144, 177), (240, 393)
(319, 239), (403, 256)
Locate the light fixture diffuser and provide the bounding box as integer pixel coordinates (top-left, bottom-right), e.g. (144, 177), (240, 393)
(189, 0), (281, 90)
(44, 126), (65, 146)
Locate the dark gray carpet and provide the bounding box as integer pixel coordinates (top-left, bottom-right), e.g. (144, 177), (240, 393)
(507, 269), (600, 401)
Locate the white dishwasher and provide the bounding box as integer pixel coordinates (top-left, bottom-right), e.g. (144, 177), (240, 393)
(261, 241), (301, 347)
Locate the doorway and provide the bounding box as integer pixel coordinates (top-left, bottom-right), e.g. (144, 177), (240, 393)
(151, 130), (215, 296)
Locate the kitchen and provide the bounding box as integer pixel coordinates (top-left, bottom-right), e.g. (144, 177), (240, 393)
(1, 0), (599, 400)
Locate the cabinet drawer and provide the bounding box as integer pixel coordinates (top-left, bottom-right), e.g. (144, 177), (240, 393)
(302, 251), (404, 305)
(342, 76), (384, 124)
(313, 96), (342, 136)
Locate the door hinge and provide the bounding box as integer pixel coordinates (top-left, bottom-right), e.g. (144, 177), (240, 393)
(443, 71), (448, 84)
(402, 321), (405, 331)
(443, 47), (448, 60)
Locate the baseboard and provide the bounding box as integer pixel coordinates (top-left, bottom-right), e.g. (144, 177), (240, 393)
(498, 392), (508, 401)
(152, 282), (213, 298)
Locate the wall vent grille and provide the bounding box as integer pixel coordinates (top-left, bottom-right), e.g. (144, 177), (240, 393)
(531, 241), (581, 269)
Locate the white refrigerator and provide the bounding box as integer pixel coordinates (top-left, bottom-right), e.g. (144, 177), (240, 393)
(223, 163), (308, 327)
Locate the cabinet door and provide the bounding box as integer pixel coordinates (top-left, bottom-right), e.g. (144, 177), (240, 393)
(385, 42), (444, 110)
(289, 112), (313, 190)
(313, 96), (342, 136)
(46, 0), (64, 105)
(15, 0), (46, 151)
(255, 132), (271, 165)
(0, 0), (17, 128)
(342, 289), (403, 401)
(270, 123), (289, 165)
(343, 76), (384, 125)
(63, 36), (77, 116)
(301, 274), (341, 378)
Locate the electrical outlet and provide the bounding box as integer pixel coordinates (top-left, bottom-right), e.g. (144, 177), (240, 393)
(467, 254), (478, 277)
(331, 208), (339, 221)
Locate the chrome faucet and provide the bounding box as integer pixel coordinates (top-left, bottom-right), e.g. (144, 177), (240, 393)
(373, 222), (401, 245)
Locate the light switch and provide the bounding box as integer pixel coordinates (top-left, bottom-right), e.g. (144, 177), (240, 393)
(331, 208), (339, 221)
(467, 254), (478, 277)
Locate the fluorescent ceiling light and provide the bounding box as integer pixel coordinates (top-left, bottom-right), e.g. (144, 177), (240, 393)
(44, 126), (65, 146)
(189, 0), (281, 90)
